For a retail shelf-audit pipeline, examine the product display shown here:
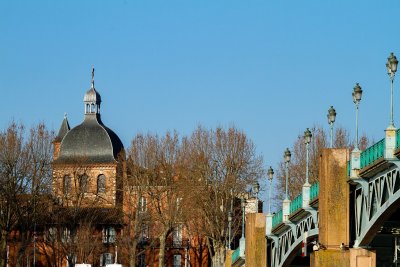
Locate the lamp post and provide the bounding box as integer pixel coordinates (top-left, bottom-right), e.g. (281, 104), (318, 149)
(241, 198), (245, 239)
(327, 106), (336, 148)
(253, 181), (260, 211)
(304, 128), (312, 185)
(228, 211), (232, 250)
(352, 83), (363, 150)
(267, 166), (274, 214)
(284, 148), (291, 200)
(387, 52), (398, 128)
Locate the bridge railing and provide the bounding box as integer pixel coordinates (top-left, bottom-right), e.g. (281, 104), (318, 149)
(231, 246), (240, 264)
(271, 181), (319, 230)
(272, 210), (283, 229)
(347, 128), (400, 176)
(360, 138), (385, 169)
(347, 160), (351, 177)
(289, 193), (303, 214)
(310, 182), (319, 200)
(396, 128), (400, 148)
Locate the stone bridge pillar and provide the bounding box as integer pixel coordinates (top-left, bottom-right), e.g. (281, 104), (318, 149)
(311, 148), (375, 267)
(318, 148), (350, 250)
(245, 213), (266, 267)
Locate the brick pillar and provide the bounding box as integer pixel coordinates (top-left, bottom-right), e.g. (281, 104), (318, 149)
(318, 148), (350, 247)
(245, 213), (266, 267)
(349, 248), (376, 267)
(308, 148), (377, 267)
(311, 250), (349, 267)
(225, 250), (233, 267)
(311, 148), (350, 267)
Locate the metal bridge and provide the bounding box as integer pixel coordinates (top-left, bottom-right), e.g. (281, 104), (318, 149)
(231, 128), (400, 267)
(229, 53), (400, 267)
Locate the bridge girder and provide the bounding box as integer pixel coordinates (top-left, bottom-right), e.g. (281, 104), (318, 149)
(354, 161), (400, 247)
(268, 209), (318, 267)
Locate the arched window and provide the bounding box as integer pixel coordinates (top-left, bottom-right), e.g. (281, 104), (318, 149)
(86, 103), (90, 113)
(63, 175), (71, 195)
(91, 103), (95, 113)
(97, 174), (106, 194)
(79, 174), (88, 193)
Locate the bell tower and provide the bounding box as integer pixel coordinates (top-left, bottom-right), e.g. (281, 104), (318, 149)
(84, 67), (101, 115)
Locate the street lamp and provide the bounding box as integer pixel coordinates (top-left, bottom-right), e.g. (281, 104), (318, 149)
(267, 166), (274, 214)
(386, 52), (398, 128)
(304, 128), (312, 185)
(241, 198), (246, 239)
(253, 181), (260, 208)
(327, 106), (336, 148)
(352, 83), (363, 150)
(284, 148), (291, 200)
(228, 211), (232, 250)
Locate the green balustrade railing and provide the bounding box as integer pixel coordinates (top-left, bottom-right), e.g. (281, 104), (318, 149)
(290, 193), (303, 214)
(347, 160), (351, 177)
(272, 210), (283, 229)
(310, 182), (319, 200)
(396, 129), (400, 149)
(271, 182), (320, 230)
(232, 246), (240, 263)
(360, 138), (385, 169)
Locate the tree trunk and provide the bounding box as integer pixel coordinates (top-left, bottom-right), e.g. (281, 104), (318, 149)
(211, 245), (225, 267)
(129, 239), (137, 267)
(0, 229), (8, 267)
(16, 232), (29, 267)
(158, 231), (168, 267)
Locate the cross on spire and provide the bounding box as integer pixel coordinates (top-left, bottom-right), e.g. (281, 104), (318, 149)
(91, 66), (95, 88)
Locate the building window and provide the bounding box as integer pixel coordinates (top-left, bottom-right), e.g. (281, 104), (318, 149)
(97, 174), (106, 194)
(63, 175), (71, 195)
(139, 196), (147, 213)
(102, 226), (116, 244)
(79, 174), (88, 193)
(62, 227), (75, 243)
(173, 254), (181, 267)
(46, 227), (57, 242)
(100, 253), (113, 266)
(173, 224), (183, 247)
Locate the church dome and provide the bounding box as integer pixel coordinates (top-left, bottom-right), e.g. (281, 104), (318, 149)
(55, 115), (124, 164)
(54, 69), (124, 164)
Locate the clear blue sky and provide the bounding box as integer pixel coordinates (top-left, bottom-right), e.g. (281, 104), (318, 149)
(1, 1), (400, 203)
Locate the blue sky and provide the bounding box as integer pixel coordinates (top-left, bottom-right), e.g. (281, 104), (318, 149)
(1, 1), (400, 203)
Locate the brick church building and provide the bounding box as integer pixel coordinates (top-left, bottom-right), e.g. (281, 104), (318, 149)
(7, 70), (209, 267)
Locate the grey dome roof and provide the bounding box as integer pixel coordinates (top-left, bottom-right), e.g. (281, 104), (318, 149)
(54, 115), (124, 164)
(84, 87), (101, 103)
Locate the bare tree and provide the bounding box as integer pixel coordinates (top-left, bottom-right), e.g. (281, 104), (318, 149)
(183, 126), (264, 267)
(0, 122), (54, 266)
(126, 131), (187, 267)
(119, 155), (154, 267)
